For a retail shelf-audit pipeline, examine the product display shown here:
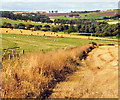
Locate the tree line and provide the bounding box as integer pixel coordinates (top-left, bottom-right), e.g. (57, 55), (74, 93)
(1, 12), (53, 23)
(1, 12), (119, 37)
(1, 21), (119, 37)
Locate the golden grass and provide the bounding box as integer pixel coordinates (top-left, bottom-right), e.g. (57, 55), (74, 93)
(2, 44), (94, 98)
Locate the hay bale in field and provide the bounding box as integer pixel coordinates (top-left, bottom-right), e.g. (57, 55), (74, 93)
(99, 43), (104, 46)
(61, 35), (63, 37)
(19, 30), (22, 33)
(36, 33), (39, 35)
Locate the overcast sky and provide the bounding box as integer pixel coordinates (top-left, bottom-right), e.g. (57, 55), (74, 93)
(1, 0), (119, 2)
(0, 0), (119, 12)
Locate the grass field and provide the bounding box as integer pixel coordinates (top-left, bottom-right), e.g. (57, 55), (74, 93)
(1, 18), (54, 27)
(1, 33), (118, 53)
(50, 12), (112, 20)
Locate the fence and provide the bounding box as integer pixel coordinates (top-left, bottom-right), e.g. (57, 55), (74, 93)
(2, 47), (24, 61)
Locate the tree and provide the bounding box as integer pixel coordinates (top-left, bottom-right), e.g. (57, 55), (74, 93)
(44, 25), (50, 28)
(14, 24), (18, 29)
(18, 23), (25, 29)
(58, 25), (64, 31)
(55, 10), (58, 13)
(68, 25), (76, 33)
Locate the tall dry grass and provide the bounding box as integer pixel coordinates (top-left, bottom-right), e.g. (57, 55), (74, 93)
(2, 44), (95, 98)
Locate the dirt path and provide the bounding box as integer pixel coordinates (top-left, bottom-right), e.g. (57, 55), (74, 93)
(49, 46), (118, 98)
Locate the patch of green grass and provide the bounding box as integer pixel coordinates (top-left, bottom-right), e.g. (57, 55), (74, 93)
(50, 12), (113, 20)
(1, 33), (118, 52)
(1, 18), (54, 27)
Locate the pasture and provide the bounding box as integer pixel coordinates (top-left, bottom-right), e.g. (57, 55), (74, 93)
(2, 33), (90, 52)
(49, 11), (113, 20)
(1, 32), (118, 53)
(1, 18), (53, 26)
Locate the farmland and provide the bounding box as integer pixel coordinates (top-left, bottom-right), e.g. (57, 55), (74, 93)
(2, 32), (118, 53)
(1, 9), (119, 99)
(49, 11), (116, 20)
(1, 18), (51, 26)
(90, 10), (116, 17)
(2, 32), (118, 98)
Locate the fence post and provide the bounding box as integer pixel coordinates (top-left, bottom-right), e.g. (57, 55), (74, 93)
(22, 50), (24, 54)
(8, 53), (11, 59)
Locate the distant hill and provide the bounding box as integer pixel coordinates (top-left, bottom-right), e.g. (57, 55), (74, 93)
(90, 10), (119, 17)
(39, 13), (79, 17)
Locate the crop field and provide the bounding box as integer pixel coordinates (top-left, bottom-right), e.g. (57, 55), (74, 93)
(1, 32), (118, 53)
(50, 11), (113, 20)
(90, 11), (116, 16)
(1, 8), (119, 99)
(1, 27), (118, 99)
(1, 28), (118, 41)
(2, 33), (91, 52)
(1, 18), (53, 26)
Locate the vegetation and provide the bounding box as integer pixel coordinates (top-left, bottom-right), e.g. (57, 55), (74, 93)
(1, 12), (53, 23)
(1, 18), (119, 37)
(2, 33), (118, 53)
(1, 44), (96, 98)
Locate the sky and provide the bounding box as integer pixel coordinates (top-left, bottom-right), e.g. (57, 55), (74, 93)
(0, 0), (119, 12)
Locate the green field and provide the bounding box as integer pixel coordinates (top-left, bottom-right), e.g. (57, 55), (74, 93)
(50, 12), (112, 20)
(1, 18), (54, 27)
(1, 33), (118, 53)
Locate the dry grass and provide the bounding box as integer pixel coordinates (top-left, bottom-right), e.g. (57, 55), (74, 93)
(2, 44), (94, 98)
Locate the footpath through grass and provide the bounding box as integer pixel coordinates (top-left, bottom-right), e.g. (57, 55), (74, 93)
(1, 33), (118, 52)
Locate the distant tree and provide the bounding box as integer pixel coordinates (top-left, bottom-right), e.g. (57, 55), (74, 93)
(18, 23), (25, 29)
(68, 25), (76, 33)
(55, 10), (58, 13)
(44, 25), (50, 28)
(14, 24), (18, 29)
(6, 23), (12, 28)
(58, 25), (64, 31)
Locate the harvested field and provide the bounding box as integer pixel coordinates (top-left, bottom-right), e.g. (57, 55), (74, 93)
(90, 11), (116, 16)
(50, 45), (118, 98)
(40, 13), (79, 17)
(1, 28), (118, 42)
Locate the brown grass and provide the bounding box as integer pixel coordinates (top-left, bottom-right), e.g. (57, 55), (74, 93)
(2, 44), (94, 98)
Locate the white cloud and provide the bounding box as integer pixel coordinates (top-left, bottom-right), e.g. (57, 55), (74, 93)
(1, 0), (119, 2)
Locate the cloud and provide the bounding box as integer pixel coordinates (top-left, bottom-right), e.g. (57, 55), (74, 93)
(1, 2), (118, 12)
(1, 0), (119, 2)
